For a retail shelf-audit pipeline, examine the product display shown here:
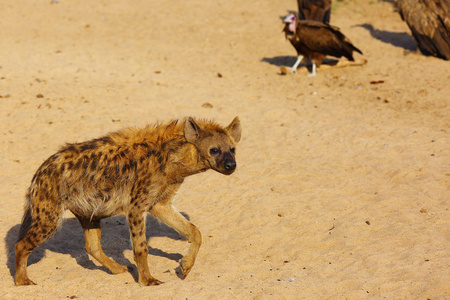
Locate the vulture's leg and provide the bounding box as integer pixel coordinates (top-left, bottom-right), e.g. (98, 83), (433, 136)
(288, 55), (303, 74)
(306, 60), (317, 77)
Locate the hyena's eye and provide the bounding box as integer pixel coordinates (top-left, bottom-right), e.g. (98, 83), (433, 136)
(209, 148), (220, 155)
(230, 147), (235, 154)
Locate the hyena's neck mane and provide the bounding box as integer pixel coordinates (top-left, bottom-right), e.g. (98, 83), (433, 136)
(110, 120), (184, 145)
(108, 119), (213, 178)
(111, 118), (224, 145)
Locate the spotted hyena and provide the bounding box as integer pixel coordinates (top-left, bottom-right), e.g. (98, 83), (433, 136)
(15, 117), (241, 286)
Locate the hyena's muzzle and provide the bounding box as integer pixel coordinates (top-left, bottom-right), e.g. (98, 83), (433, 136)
(223, 152), (237, 173)
(216, 151), (237, 175)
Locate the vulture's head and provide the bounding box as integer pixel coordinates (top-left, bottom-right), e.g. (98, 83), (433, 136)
(283, 14), (297, 34)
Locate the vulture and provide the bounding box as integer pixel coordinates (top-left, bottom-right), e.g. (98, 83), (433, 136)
(397, 0), (450, 60)
(297, 0), (332, 23)
(287, 0), (332, 76)
(283, 14), (362, 76)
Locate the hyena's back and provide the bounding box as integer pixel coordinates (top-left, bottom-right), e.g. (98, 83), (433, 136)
(24, 121), (187, 221)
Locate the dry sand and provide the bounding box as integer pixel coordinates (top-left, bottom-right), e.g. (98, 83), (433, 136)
(1, 0), (449, 299)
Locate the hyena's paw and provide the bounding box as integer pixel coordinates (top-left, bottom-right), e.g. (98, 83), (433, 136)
(15, 277), (37, 286)
(140, 277), (163, 286)
(180, 257), (194, 278)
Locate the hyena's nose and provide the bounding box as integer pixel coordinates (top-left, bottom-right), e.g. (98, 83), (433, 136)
(224, 159), (236, 171)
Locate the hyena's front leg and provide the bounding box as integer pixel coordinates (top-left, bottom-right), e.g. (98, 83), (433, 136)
(76, 216), (128, 274)
(127, 209), (162, 286)
(149, 202), (202, 278)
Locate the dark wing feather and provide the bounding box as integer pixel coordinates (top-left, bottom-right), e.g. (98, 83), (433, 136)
(297, 0), (332, 23)
(398, 0), (450, 60)
(296, 20), (362, 60)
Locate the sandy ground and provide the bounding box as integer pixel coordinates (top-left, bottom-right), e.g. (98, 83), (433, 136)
(1, 0), (449, 299)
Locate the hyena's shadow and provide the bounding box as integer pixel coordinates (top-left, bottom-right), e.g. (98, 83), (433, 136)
(5, 214), (188, 282)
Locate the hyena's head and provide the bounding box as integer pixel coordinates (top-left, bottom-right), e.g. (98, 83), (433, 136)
(184, 117), (241, 175)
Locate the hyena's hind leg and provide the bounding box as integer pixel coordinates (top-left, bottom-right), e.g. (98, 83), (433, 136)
(75, 216), (128, 274)
(149, 202), (202, 278)
(15, 201), (63, 286)
(127, 207), (163, 286)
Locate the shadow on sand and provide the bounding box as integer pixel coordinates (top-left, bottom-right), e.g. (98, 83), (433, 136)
(356, 23), (417, 51)
(5, 213), (188, 284)
(261, 56), (341, 74)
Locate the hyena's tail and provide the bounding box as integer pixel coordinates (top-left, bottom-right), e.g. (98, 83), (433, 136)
(17, 202), (32, 242)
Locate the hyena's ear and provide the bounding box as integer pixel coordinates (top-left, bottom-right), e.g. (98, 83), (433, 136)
(184, 117), (203, 143)
(226, 116), (241, 143)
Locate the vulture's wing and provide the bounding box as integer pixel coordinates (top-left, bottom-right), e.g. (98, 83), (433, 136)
(297, 0), (332, 23)
(297, 20), (362, 60)
(398, 0), (450, 60)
